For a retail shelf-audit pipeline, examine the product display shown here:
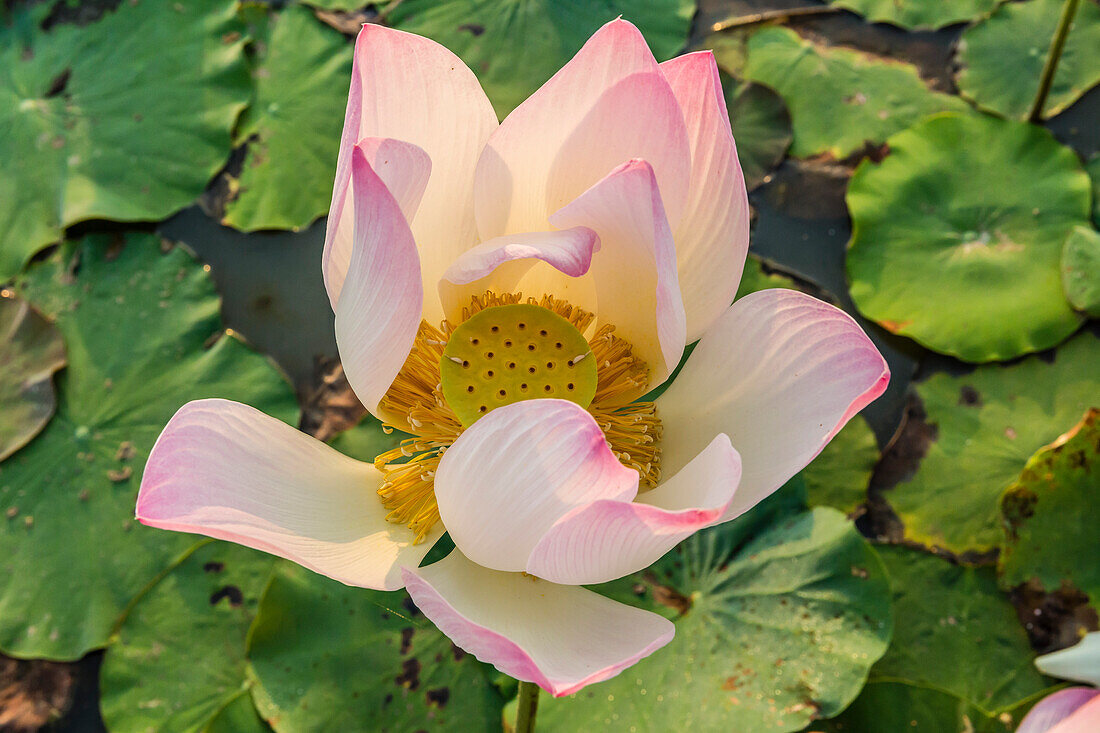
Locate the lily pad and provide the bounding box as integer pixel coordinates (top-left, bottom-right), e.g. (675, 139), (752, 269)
(724, 79), (792, 190)
(246, 563), (505, 732)
(1062, 225), (1100, 316)
(740, 27), (966, 159)
(733, 254), (799, 299)
(0, 233), (297, 660)
(0, 0), (250, 280)
(827, 0), (1003, 30)
(535, 506), (892, 731)
(802, 415), (878, 515)
(846, 113), (1090, 362)
(222, 5), (353, 232)
(100, 542), (276, 732)
(818, 680), (1031, 732)
(956, 0), (1100, 120)
(387, 0), (695, 117)
(867, 545), (1056, 716)
(1000, 409), (1100, 609)
(886, 332), (1099, 554)
(0, 295), (65, 461)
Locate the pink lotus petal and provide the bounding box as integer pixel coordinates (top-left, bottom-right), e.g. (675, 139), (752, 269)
(1018, 688), (1100, 733)
(433, 399), (639, 573)
(326, 24), (498, 325)
(474, 18), (689, 241)
(660, 52), (750, 341)
(1047, 695), (1100, 733)
(527, 434), (742, 585)
(1038, 633), (1100, 687)
(137, 399), (438, 591)
(438, 227), (598, 322)
(334, 145), (423, 423)
(657, 289), (889, 521)
(549, 159), (686, 395)
(323, 137), (430, 306)
(402, 551), (674, 697)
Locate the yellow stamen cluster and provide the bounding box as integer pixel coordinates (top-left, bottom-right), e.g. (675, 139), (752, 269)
(374, 291), (662, 543)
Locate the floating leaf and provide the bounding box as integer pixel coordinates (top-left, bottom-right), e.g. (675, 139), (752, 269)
(0, 0), (250, 280)
(847, 113), (1090, 362)
(733, 253), (798, 299)
(740, 27), (965, 159)
(1000, 409), (1100, 609)
(724, 79), (791, 190)
(956, 0), (1100, 120)
(818, 680), (1030, 732)
(886, 332), (1099, 554)
(222, 5), (352, 232)
(0, 234), (297, 659)
(387, 0), (695, 117)
(1088, 154), (1100, 226)
(100, 542), (276, 732)
(867, 546), (1056, 716)
(536, 506), (892, 731)
(827, 0), (1003, 30)
(802, 415), (878, 515)
(0, 295), (65, 461)
(1062, 225), (1100, 316)
(205, 691), (271, 733)
(246, 563), (504, 732)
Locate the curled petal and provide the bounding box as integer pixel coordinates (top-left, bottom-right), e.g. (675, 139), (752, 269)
(137, 399), (438, 591)
(402, 551), (674, 697)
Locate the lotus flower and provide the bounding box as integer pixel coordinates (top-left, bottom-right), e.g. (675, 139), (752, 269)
(1016, 633), (1100, 733)
(136, 19), (889, 696)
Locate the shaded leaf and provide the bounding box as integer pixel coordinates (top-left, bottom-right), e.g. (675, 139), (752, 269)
(828, 0), (1003, 30)
(724, 79), (791, 190)
(802, 415), (878, 515)
(817, 680), (1031, 732)
(1061, 225), (1100, 316)
(0, 295), (65, 461)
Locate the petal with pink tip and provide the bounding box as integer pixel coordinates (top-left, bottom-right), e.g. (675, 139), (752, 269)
(323, 137), (430, 305)
(433, 399), (638, 573)
(549, 159), (687, 393)
(657, 289), (890, 521)
(334, 146), (422, 423)
(1036, 632), (1100, 686)
(474, 18), (690, 240)
(326, 25), (498, 324)
(527, 434), (742, 585)
(1018, 689), (1100, 733)
(402, 551), (674, 697)
(1048, 696), (1100, 733)
(137, 399), (439, 591)
(660, 52), (751, 342)
(438, 227), (599, 321)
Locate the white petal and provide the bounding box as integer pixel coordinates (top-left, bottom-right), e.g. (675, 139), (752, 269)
(1037, 632), (1100, 686)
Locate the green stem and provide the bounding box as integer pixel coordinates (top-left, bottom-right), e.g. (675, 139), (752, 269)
(514, 680), (540, 733)
(1028, 0), (1081, 122)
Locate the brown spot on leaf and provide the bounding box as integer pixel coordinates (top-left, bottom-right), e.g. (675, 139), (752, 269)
(426, 687), (450, 708)
(0, 656), (76, 732)
(400, 627), (414, 655)
(106, 466), (132, 483)
(395, 658), (421, 690)
(451, 643), (466, 662)
(958, 385), (982, 407)
(458, 23), (484, 36)
(114, 441), (135, 461)
(203, 561), (225, 574)
(209, 585), (243, 607)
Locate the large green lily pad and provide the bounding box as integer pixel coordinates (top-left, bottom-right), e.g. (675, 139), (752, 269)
(246, 563), (505, 732)
(802, 415), (878, 515)
(0, 234), (297, 660)
(222, 5), (352, 232)
(1062, 225), (1100, 317)
(818, 680), (1032, 732)
(100, 542), (276, 732)
(827, 0), (1003, 30)
(868, 546), (1056, 716)
(1000, 409), (1100, 608)
(886, 332), (1099, 555)
(0, 0), (250, 281)
(724, 79), (792, 190)
(387, 0), (695, 117)
(847, 113), (1090, 362)
(535, 506), (892, 731)
(956, 0), (1100, 120)
(740, 27), (966, 159)
(0, 294), (65, 461)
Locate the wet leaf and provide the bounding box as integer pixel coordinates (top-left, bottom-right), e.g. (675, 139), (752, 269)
(0, 233), (297, 660)
(0, 295), (65, 461)
(846, 113), (1090, 362)
(956, 0), (1100, 120)
(999, 409), (1100, 610)
(1062, 225), (1100, 316)
(0, 0), (250, 280)
(740, 27), (965, 159)
(802, 415), (878, 515)
(246, 563), (504, 732)
(724, 79), (792, 190)
(536, 506), (892, 731)
(100, 542), (276, 733)
(223, 5), (353, 232)
(827, 0), (1003, 30)
(886, 332), (1099, 554)
(387, 0), (695, 117)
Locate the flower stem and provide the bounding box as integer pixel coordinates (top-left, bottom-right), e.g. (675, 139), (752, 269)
(1028, 0), (1081, 122)
(514, 680), (540, 733)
